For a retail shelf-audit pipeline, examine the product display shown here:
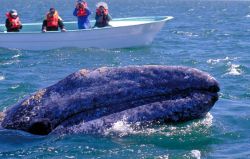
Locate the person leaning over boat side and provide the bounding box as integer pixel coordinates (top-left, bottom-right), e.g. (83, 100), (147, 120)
(42, 8), (66, 32)
(94, 2), (112, 28)
(73, 0), (91, 29)
(5, 9), (22, 32)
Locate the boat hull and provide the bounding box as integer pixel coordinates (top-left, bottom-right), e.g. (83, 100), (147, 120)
(0, 16), (173, 50)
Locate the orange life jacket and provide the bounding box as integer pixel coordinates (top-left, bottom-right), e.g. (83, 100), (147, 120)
(77, 8), (87, 16)
(46, 11), (59, 27)
(96, 8), (109, 16)
(6, 13), (21, 29)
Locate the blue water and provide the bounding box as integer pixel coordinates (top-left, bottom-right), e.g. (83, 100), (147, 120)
(0, 0), (250, 158)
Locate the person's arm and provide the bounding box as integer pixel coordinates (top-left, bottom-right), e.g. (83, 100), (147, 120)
(103, 14), (112, 22)
(42, 20), (47, 32)
(5, 19), (11, 30)
(19, 23), (23, 29)
(58, 19), (66, 31)
(18, 17), (23, 29)
(85, 8), (91, 16)
(107, 14), (112, 21)
(95, 14), (104, 23)
(73, 8), (78, 17)
(95, 14), (99, 20)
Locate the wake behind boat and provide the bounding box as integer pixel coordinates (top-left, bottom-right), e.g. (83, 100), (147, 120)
(0, 16), (173, 50)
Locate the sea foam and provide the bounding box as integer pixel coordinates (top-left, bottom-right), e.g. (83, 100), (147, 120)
(104, 113), (214, 137)
(104, 116), (135, 137)
(226, 63), (242, 76)
(190, 150), (201, 159)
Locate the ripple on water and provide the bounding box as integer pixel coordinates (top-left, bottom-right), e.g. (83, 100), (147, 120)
(207, 56), (237, 65)
(174, 31), (199, 38)
(245, 14), (250, 18)
(0, 76), (5, 81)
(0, 51), (22, 66)
(206, 56), (243, 76)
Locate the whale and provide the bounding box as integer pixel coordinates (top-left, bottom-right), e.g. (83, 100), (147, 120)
(0, 65), (219, 135)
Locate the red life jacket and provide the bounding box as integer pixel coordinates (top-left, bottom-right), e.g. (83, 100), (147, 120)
(96, 8), (109, 16)
(6, 13), (21, 29)
(46, 11), (59, 27)
(77, 8), (87, 17)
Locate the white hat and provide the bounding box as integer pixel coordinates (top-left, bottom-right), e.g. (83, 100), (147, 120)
(11, 12), (18, 16)
(10, 9), (18, 16)
(96, 2), (108, 9)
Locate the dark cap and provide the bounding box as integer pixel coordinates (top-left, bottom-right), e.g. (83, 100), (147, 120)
(49, 8), (56, 14)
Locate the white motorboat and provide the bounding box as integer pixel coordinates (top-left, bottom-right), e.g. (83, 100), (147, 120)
(0, 16), (173, 50)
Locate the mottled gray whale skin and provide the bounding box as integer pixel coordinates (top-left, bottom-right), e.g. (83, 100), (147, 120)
(1, 65), (219, 135)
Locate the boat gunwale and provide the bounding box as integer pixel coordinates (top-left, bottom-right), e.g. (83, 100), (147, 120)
(0, 16), (173, 34)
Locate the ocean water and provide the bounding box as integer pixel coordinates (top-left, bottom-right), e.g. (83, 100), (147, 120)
(0, 0), (250, 158)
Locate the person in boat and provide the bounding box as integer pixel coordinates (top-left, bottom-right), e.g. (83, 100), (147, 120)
(73, 0), (91, 29)
(94, 2), (112, 28)
(42, 8), (66, 32)
(5, 9), (22, 32)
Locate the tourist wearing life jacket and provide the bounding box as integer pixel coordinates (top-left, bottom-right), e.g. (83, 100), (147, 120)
(94, 2), (112, 28)
(42, 8), (66, 32)
(5, 10), (22, 32)
(73, 0), (91, 29)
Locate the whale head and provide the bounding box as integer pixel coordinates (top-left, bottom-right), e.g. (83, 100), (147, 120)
(1, 66), (219, 135)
